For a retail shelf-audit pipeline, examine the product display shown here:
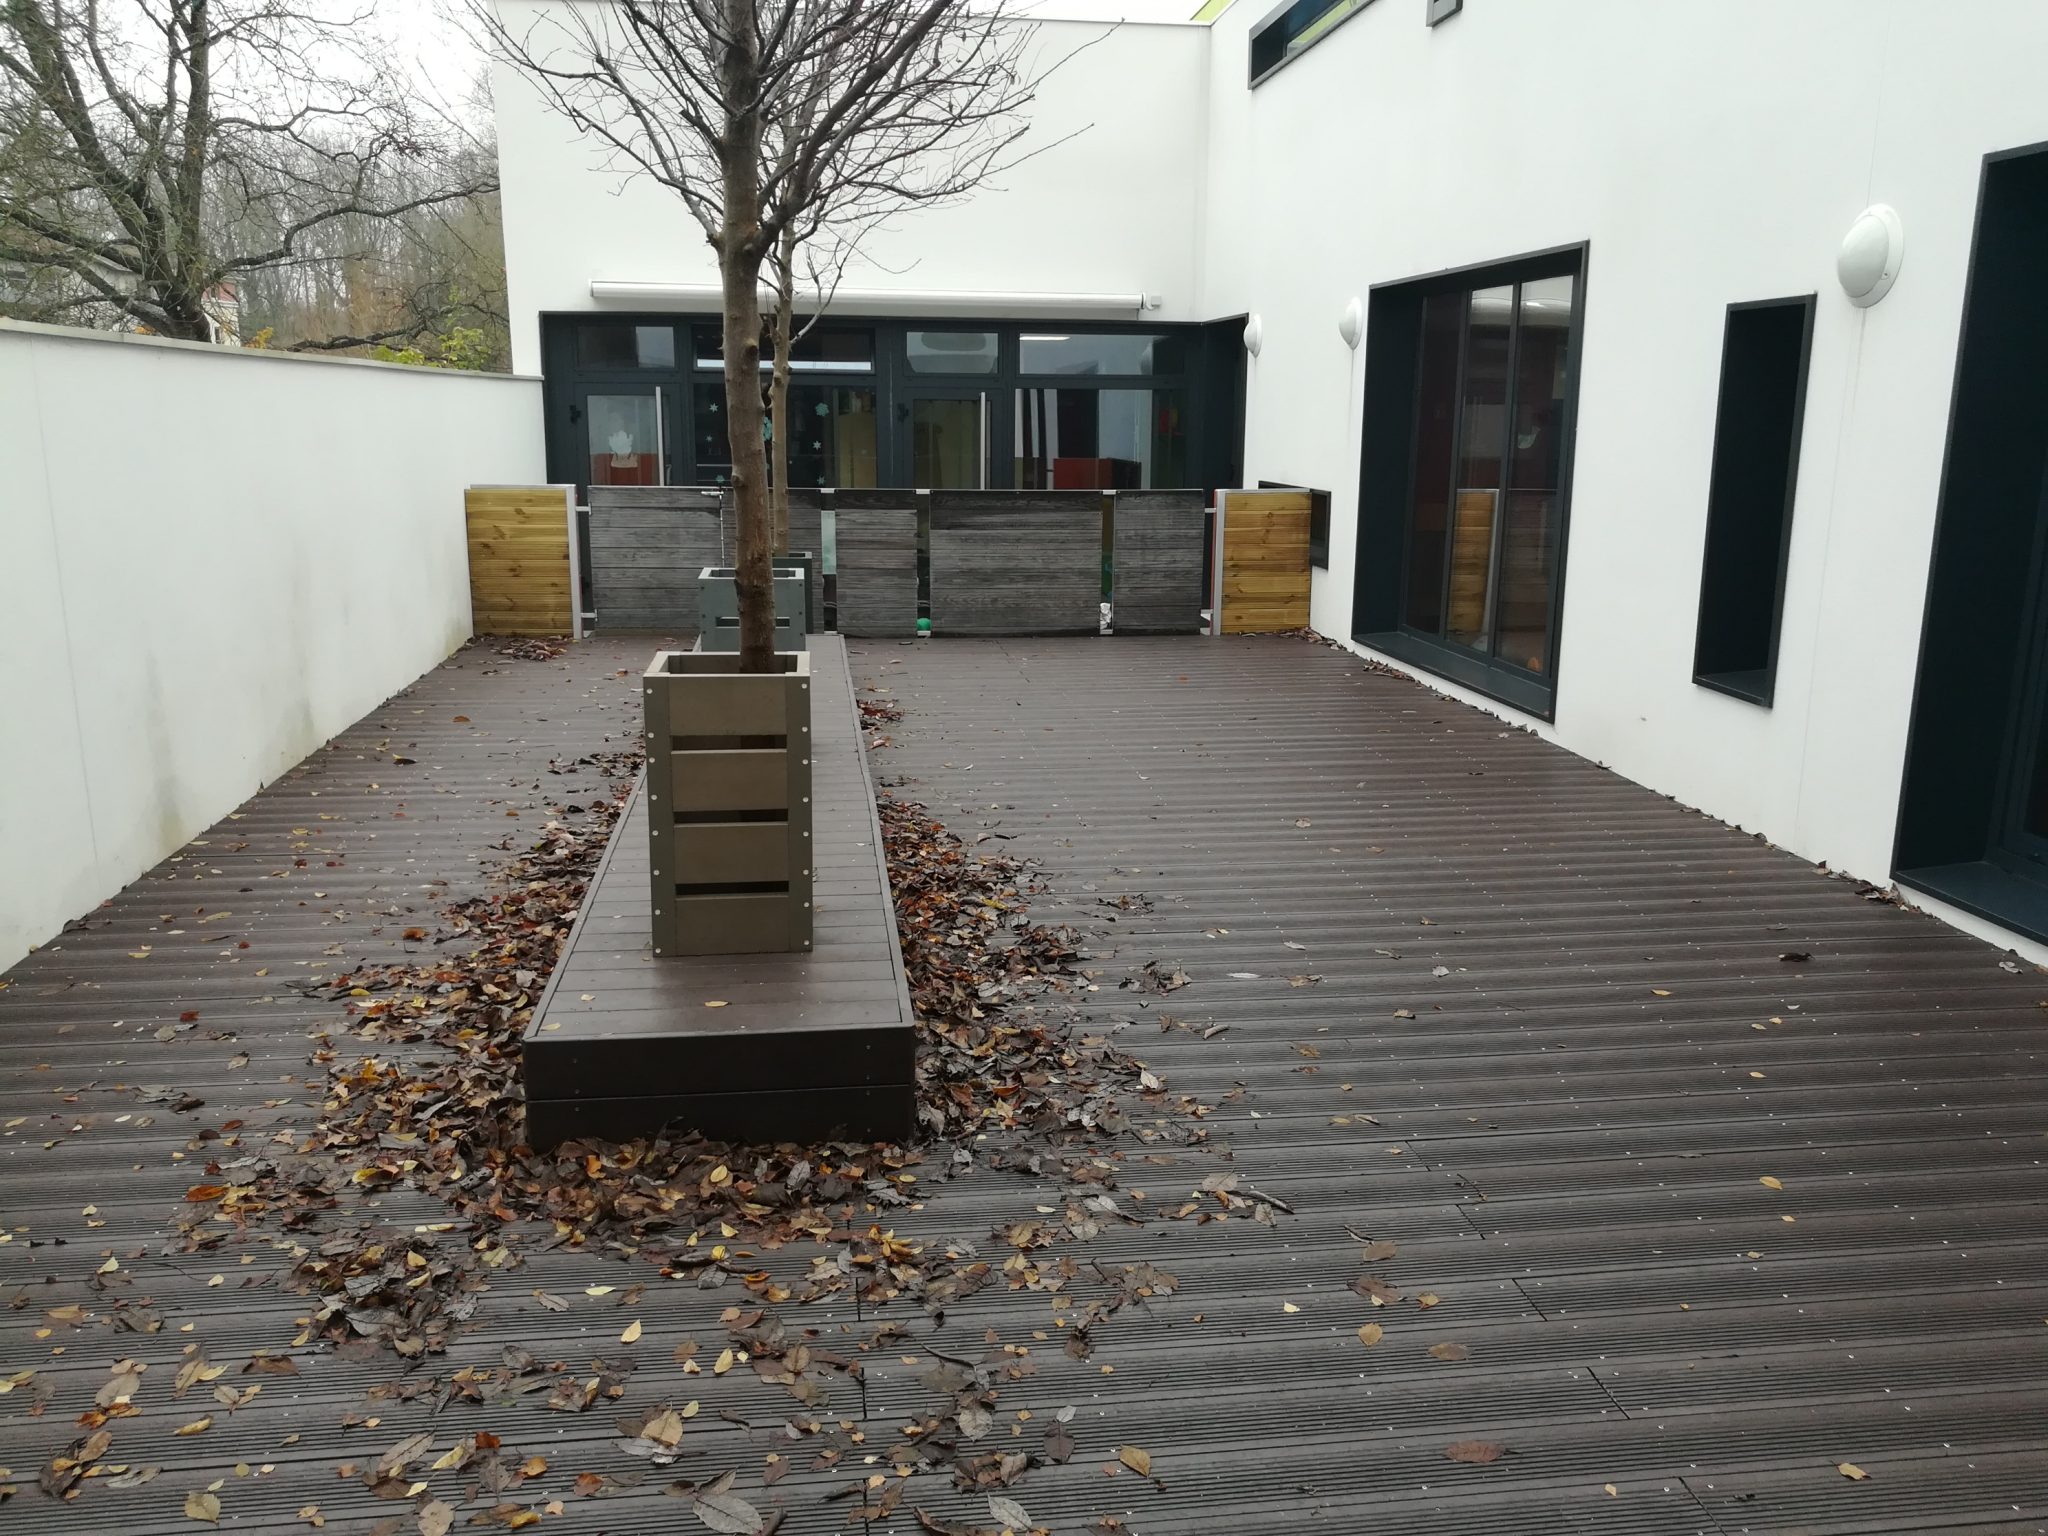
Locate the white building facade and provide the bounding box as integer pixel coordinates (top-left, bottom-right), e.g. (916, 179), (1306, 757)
(493, 0), (2048, 960)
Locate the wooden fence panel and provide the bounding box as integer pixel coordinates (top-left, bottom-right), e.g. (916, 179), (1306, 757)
(1216, 488), (1312, 634)
(930, 491), (1100, 636)
(588, 486), (724, 633)
(834, 492), (919, 638)
(1112, 490), (1206, 634)
(466, 485), (576, 637)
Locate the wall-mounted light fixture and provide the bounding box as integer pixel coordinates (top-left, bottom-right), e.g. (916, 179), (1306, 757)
(1243, 315), (1263, 357)
(1837, 205), (1904, 308)
(1338, 297), (1364, 349)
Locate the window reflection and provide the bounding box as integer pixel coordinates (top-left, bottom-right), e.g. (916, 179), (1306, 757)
(1397, 267), (1580, 682)
(907, 331), (999, 375)
(1018, 333), (1184, 377)
(694, 326), (874, 373)
(1495, 275), (1575, 672)
(691, 384), (878, 488)
(587, 394), (661, 486)
(1014, 388), (1186, 489)
(578, 323), (675, 369)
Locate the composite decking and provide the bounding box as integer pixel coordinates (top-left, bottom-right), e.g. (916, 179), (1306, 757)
(3, 631), (2047, 1534)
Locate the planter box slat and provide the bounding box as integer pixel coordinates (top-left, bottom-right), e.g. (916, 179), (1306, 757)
(669, 748), (796, 813)
(674, 822), (791, 882)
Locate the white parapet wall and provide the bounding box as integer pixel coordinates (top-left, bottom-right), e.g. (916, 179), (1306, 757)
(0, 321), (545, 965)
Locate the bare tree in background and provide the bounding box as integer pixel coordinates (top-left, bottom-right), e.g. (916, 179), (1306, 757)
(477, 0), (1043, 673)
(0, 0), (496, 343)
(758, 8), (1041, 550)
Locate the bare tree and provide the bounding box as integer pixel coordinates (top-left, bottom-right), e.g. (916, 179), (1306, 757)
(476, 0), (1042, 673)
(758, 6), (1041, 549)
(0, 0), (496, 341)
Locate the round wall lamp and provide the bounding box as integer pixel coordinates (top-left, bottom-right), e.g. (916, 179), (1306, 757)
(1242, 314), (1263, 357)
(1338, 297), (1364, 349)
(1838, 204), (1904, 308)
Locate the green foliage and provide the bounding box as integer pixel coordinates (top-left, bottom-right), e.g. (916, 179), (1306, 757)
(369, 326), (495, 372)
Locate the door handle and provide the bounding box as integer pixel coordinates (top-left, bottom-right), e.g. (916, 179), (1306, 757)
(654, 386), (666, 486)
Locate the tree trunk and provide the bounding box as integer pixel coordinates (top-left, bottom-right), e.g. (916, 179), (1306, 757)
(768, 229), (797, 554)
(717, 0), (776, 674)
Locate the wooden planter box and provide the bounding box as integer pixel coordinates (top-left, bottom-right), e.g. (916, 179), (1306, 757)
(644, 651), (813, 956)
(697, 566), (808, 652)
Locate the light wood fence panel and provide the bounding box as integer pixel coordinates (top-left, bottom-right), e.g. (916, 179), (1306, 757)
(466, 485), (576, 637)
(1216, 488), (1312, 634)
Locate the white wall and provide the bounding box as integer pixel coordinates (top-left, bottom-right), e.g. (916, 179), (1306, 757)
(492, 4), (1212, 373)
(1197, 0), (2048, 918)
(0, 322), (544, 965)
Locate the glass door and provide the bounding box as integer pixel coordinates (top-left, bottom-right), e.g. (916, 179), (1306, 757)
(579, 386), (671, 488)
(1990, 472), (2048, 875)
(900, 388), (1006, 489)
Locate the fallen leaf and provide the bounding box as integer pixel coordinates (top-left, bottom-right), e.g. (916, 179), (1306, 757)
(989, 1494), (1032, 1529)
(693, 1487), (766, 1534)
(185, 1489), (221, 1523)
(1428, 1342), (1471, 1362)
(1760, 1176), (1784, 1190)
(1444, 1440), (1504, 1465)
(1838, 1462), (1870, 1481)
(1356, 1324), (1383, 1346)
(704, 1000), (729, 1009)
(419, 1500), (455, 1536)
(620, 1319), (642, 1344)
(1117, 1445), (1151, 1477)
(174, 1417), (212, 1436)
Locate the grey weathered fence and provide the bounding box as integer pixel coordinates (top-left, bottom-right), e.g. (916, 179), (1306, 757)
(588, 486), (1206, 637)
(588, 486), (723, 632)
(930, 491), (1102, 636)
(1112, 490), (1209, 634)
(833, 491), (920, 638)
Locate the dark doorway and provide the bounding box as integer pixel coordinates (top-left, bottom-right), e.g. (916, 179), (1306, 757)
(1895, 141), (2048, 940)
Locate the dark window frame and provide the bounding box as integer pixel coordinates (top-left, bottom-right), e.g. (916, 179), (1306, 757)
(1426, 0), (1461, 24)
(1248, 0), (1379, 87)
(1351, 242), (1589, 721)
(1691, 294), (1817, 708)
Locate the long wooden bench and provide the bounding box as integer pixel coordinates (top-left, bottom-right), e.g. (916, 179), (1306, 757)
(522, 634), (915, 1147)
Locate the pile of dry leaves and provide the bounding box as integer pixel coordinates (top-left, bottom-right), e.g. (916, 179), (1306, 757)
(253, 713), (1239, 1357)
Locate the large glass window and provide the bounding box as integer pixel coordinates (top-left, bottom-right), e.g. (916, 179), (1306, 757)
(1018, 332), (1185, 377)
(1015, 387), (1187, 490)
(1400, 272), (1576, 676)
(907, 331), (999, 375)
(1355, 249), (1584, 717)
